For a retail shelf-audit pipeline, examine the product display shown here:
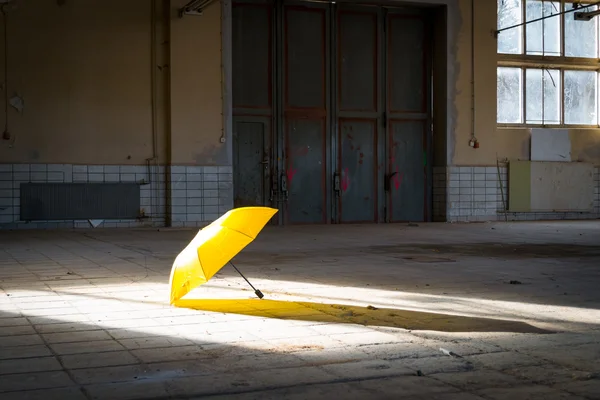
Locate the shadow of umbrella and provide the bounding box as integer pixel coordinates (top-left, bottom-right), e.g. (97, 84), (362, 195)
(174, 298), (552, 334)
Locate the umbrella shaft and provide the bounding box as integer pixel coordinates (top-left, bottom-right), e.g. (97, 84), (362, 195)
(229, 262), (257, 291)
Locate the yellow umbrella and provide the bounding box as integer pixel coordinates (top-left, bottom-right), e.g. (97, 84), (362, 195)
(168, 206), (278, 304)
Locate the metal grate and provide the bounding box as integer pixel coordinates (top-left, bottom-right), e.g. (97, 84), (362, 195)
(20, 183), (141, 221)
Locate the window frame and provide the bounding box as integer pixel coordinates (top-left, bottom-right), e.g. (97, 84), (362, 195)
(497, 0), (600, 128)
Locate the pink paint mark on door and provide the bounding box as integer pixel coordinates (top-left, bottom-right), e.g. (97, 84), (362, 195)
(287, 168), (298, 183)
(341, 168), (350, 192)
(393, 172), (404, 190)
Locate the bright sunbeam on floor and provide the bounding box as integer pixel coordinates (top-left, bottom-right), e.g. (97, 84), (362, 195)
(4, 275), (597, 338)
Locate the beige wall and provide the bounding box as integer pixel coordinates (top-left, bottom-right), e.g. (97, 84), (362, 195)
(169, 0), (225, 165)
(450, 0), (600, 166)
(0, 0), (224, 166)
(1, 0), (599, 168)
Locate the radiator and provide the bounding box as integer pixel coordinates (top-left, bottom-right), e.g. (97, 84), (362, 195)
(20, 183), (141, 221)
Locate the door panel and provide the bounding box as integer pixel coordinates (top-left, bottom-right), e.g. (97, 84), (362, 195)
(338, 10), (377, 112)
(286, 119), (327, 224)
(232, 3), (273, 214)
(387, 16), (426, 114)
(285, 7), (326, 109)
(233, 118), (271, 208)
(388, 120), (426, 222)
(386, 12), (429, 222)
(336, 7), (380, 223)
(283, 4), (329, 224)
(338, 119), (377, 223)
(232, 4), (272, 110)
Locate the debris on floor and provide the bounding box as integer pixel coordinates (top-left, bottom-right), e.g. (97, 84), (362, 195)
(440, 348), (463, 358)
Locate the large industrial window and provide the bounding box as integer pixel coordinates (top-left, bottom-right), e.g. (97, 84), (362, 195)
(497, 1), (600, 126)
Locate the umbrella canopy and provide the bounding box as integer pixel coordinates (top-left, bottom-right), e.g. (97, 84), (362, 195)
(168, 206), (278, 304)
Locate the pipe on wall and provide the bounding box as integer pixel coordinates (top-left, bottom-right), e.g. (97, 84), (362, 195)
(1, 2), (10, 143)
(470, 0), (476, 144)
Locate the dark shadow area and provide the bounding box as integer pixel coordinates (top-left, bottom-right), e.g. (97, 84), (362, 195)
(174, 298), (551, 334)
(367, 243), (600, 260)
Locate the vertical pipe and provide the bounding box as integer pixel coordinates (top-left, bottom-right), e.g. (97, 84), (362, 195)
(2, 4), (8, 139)
(163, 0), (172, 227)
(221, 0), (233, 163)
(470, 0), (475, 141)
(148, 0), (158, 223)
(150, 0), (159, 162)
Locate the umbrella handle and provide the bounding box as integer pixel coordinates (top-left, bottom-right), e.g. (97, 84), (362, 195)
(229, 262), (264, 299)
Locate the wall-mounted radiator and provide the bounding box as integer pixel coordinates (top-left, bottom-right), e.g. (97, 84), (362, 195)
(20, 183), (141, 221)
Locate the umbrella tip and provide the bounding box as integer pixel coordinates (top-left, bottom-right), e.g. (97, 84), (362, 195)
(255, 290), (264, 299)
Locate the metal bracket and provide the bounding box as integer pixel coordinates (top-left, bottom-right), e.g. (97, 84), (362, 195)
(384, 172), (397, 192)
(333, 173), (341, 196)
(575, 10), (600, 21)
(178, 0), (217, 18)
(280, 174), (288, 201)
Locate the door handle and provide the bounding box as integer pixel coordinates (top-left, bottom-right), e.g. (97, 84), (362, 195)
(333, 173), (341, 196)
(280, 174), (288, 201)
(384, 172), (398, 192)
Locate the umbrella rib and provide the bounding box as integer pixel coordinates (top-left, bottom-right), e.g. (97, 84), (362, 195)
(220, 226), (255, 241)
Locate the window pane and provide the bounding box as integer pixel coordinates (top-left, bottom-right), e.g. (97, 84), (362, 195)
(564, 70), (598, 125)
(526, 69), (561, 124)
(565, 4), (599, 58)
(525, 0), (561, 55)
(498, 67), (523, 123)
(498, 0), (523, 54)
(526, 69), (543, 122)
(543, 69), (561, 124)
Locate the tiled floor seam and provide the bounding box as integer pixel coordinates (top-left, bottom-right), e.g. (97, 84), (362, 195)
(26, 319), (91, 399)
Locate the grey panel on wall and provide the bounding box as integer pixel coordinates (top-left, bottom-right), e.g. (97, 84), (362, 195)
(530, 129), (572, 162)
(20, 183), (140, 221)
(529, 161), (594, 211)
(339, 119), (377, 222)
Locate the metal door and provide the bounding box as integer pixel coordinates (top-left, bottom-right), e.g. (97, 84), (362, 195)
(385, 11), (431, 222)
(334, 6), (382, 223)
(232, 2), (275, 209)
(282, 2), (330, 224)
(232, 1), (432, 224)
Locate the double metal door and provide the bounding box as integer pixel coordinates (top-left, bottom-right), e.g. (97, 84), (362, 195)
(232, 0), (431, 224)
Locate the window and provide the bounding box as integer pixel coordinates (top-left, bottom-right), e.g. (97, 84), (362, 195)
(497, 1), (600, 126)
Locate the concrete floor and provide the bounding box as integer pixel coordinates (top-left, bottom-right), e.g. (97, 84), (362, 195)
(0, 221), (599, 400)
